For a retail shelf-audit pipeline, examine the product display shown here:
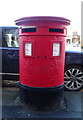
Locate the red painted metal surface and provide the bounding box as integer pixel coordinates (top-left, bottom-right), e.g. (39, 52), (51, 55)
(15, 16), (70, 87)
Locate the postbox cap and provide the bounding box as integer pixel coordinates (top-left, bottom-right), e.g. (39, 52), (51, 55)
(15, 16), (70, 27)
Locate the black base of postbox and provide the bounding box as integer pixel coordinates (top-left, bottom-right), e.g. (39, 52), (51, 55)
(19, 83), (64, 111)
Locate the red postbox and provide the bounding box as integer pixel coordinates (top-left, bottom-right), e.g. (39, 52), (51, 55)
(15, 16), (70, 110)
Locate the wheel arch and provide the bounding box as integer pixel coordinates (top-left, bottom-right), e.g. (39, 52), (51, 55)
(65, 63), (83, 71)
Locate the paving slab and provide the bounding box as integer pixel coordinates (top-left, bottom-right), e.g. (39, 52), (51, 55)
(2, 87), (83, 119)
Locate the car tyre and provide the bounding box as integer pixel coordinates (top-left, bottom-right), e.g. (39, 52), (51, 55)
(64, 65), (83, 91)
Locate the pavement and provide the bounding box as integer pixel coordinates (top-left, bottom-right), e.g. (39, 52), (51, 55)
(2, 87), (83, 120)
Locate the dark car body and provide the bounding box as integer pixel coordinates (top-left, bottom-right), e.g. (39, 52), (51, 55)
(1, 27), (83, 84)
(65, 50), (83, 68)
(0, 26), (19, 80)
(2, 47), (19, 80)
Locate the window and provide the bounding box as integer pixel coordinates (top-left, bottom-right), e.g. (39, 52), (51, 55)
(2, 27), (19, 47)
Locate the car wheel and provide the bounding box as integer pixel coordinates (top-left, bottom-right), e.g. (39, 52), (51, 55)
(64, 65), (83, 91)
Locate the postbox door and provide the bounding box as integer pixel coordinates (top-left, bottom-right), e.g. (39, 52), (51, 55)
(39, 36), (64, 87)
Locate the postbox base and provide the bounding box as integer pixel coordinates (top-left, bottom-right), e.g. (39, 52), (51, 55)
(19, 83), (64, 111)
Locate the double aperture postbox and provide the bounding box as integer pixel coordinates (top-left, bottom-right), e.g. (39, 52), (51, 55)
(15, 16), (70, 110)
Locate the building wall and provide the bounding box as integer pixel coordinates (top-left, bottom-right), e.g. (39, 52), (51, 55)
(66, 31), (80, 45)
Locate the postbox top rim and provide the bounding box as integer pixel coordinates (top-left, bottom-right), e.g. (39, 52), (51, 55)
(15, 16), (70, 26)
